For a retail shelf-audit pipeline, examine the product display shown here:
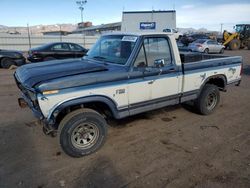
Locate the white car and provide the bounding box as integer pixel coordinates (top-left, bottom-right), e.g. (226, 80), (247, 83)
(163, 28), (182, 39)
(188, 39), (225, 53)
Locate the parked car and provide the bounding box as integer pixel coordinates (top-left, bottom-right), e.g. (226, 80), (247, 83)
(180, 34), (210, 46)
(15, 33), (242, 157)
(163, 28), (182, 39)
(0, 49), (26, 69)
(188, 39), (225, 53)
(27, 42), (88, 62)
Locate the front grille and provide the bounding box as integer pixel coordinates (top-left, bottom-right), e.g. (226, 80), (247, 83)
(14, 73), (36, 105)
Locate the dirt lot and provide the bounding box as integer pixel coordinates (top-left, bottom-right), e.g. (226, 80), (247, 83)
(0, 50), (250, 188)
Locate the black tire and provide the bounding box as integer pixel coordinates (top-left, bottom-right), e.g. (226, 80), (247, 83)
(204, 48), (209, 54)
(58, 108), (107, 157)
(44, 56), (56, 61)
(220, 48), (224, 54)
(194, 84), (220, 115)
(229, 39), (241, 50)
(1, 58), (15, 69)
(248, 42), (250, 50)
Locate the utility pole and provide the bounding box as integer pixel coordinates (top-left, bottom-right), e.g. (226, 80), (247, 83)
(59, 25), (62, 42)
(76, 0), (87, 46)
(220, 23), (224, 34)
(27, 23), (31, 49)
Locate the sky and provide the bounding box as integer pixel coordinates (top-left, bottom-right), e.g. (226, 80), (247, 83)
(0, 0), (250, 31)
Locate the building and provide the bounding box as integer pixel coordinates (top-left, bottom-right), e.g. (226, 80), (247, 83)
(121, 10), (176, 32)
(72, 22), (121, 36)
(78, 22), (93, 29)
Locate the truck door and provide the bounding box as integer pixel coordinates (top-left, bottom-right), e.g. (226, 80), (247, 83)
(143, 37), (180, 100)
(128, 45), (151, 105)
(128, 36), (180, 110)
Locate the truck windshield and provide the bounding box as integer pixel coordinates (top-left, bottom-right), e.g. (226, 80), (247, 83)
(235, 25), (245, 33)
(86, 35), (138, 65)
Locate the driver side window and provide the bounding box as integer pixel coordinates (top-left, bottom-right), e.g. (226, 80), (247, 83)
(133, 37), (172, 68)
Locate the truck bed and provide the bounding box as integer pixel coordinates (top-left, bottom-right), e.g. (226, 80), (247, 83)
(180, 52), (242, 75)
(180, 52), (228, 64)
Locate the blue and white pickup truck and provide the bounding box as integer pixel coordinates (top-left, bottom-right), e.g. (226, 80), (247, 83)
(14, 33), (242, 157)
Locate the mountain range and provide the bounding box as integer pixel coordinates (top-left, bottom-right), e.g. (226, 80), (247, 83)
(0, 24), (218, 35)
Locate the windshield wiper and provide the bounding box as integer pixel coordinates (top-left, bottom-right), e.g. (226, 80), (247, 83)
(92, 56), (112, 65)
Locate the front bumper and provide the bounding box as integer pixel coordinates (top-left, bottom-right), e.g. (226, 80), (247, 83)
(18, 94), (44, 120)
(15, 73), (57, 133)
(18, 95), (57, 134)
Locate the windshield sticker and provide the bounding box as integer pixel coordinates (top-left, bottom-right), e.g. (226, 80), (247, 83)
(122, 36), (138, 42)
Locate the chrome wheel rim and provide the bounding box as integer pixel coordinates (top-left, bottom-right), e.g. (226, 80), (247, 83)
(71, 122), (99, 149)
(206, 92), (217, 111)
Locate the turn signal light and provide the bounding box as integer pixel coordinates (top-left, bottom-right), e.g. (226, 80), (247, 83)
(42, 90), (59, 95)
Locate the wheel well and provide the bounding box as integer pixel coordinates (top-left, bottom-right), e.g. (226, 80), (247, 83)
(54, 101), (114, 128)
(206, 76), (226, 90)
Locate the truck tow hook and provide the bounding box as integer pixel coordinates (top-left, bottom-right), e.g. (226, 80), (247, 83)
(18, 98), (28, 108)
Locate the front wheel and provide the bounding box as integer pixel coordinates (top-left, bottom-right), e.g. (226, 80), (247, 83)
(58, 108), (108, 157)
(194, 84), (220, 115)
(1, 58), (15, 69)
(229, 39), (241, 50)
(204, 48), (209, 54)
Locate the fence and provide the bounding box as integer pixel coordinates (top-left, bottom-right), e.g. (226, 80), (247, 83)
(0, 34), (99, 51)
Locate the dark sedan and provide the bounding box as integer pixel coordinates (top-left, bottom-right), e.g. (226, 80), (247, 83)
(0, 49), (26, 69)
(27, 42), (88, 62)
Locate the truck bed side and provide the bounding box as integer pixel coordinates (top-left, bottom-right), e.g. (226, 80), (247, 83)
(180, 53), (242, 95)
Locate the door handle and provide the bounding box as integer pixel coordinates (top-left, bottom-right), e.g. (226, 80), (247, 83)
(148, 80), (154, 84)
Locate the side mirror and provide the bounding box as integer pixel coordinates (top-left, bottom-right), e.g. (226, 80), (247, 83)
(154, 59), (165, 68)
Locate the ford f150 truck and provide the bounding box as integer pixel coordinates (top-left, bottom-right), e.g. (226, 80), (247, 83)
(14, 33), (242, 157)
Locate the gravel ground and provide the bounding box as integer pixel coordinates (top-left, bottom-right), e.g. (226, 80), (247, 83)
(0, 50), (249, 188)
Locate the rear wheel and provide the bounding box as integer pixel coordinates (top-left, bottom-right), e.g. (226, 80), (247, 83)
(194, 84), (220, 115)
(229, 39), (241, 50)
(1, 58), (15, 69)
(58, 108), (108, 157)
(204, 48), (209, 54)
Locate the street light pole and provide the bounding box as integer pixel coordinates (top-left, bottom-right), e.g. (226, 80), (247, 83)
(76, 0), (87, 26)
(76, 0), (87, 46)
(220, 23), (224, 34)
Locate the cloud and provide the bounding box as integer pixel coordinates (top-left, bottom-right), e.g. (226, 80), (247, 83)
(181, 5), (195, 9)
(177, 3), (250, 30)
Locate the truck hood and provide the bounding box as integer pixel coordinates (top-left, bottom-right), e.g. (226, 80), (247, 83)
(15, 58), (108, 88)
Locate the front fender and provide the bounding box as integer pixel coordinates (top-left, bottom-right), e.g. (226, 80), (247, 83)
(47, 95), (121, 123)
